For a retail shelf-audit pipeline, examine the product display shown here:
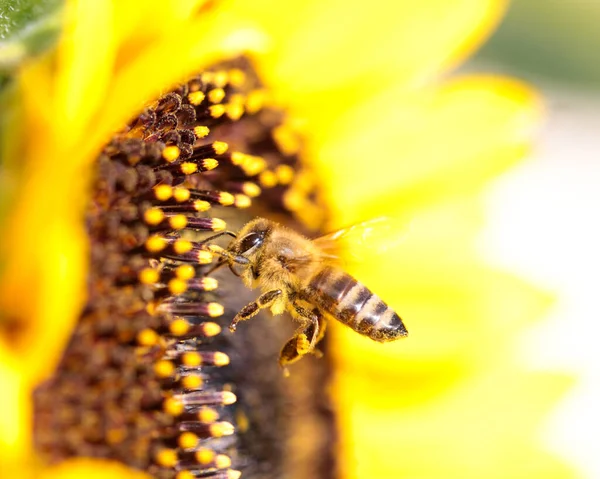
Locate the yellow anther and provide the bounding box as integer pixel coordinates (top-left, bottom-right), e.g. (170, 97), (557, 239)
(210, 421), (235, 437)
(181, 374), (203, 390)
(176, 472), (195, 479)
(230, 151), (246, 166)
(194, 125), (210, 138)
(168, 215), (188, 230)
(228, 471), (242, 479)
(283, 190), (304, 212)
(144, 208), (165, 226)
(155, 449), (178, 467)
(234, 194), (251, 208)
(178, 432), (199, 450)
(139, 267), (160, 285)
(196, 448), (215, 465)
(168, 278), (188, 295)
(173, 239), (193, 254)
(228, 68), (246, 87)
(208, 88), (226, 104)
(197, 250), (213, 264)
(202, 158), (219, 171)
(180, 162), (198, 175)
(259, 170), (278, 188)
(225, 103), (244, 120)
(215, 454), (232, 469)
(212, 141), (229, 155)
(162, 145), (180, 163)
(201, 278), (219, 292)
(154, 360), (175, 378)
(241, 156), (267, 176)
(209, 104), (225, 118)
(193, 200), (211, 212)
(222, 391), (237, 405)
(213, 351), (230, 366)
(173, 187), (190, 202)
(218, 192), (235, 206)
(163, 397), (185, 416)
(146, 235), (167, 252)
(182, 352), (202, 367)
(169, 318), (190, 336)
(242, 182), (262, 197)
(154, 184), (173, 201)
(202, 321), (221, 336)
(137, 328), (159, 346)
(246, 89), (266, 114)
(198, 407), (219, 423)
(176, 264), (195, 280)
(213, 70), (229, 87)
(211, 218), (227, 232)
(188, 90), (206, 105)
(200, 71), (214, 83)
(275, 164), (295, 185)
(273, 124), (301, 155)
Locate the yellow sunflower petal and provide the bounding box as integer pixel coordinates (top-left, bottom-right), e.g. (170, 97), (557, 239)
(230, 0), (506, 99)
(311, 76), (542, 226)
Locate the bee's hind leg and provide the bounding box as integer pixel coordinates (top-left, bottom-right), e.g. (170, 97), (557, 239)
(229, 289), (282, 332)
(279, 306), (325, 373)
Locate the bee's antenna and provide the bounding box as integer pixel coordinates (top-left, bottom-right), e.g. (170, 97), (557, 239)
(199, 230), (237, 244)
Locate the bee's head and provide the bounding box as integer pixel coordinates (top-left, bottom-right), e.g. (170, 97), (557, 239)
(230, 218), (273, 259)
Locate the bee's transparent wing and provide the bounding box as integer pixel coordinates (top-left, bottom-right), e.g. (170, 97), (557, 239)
(313, 216), (411, 264)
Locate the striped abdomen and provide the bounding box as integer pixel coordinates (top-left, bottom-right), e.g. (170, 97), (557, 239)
(306, 266), (408, 342)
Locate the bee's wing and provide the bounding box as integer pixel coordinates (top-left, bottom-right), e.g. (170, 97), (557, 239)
(313, 216), (411, 264)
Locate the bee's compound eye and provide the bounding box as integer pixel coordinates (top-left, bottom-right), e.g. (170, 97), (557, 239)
(238, 231), (264, 253)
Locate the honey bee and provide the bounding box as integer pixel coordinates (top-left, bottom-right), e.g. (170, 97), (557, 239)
(209, 217), (408, 370)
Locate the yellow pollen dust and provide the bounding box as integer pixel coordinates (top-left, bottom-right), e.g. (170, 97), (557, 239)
(210, 421), (235, 437)
(242, 182), (261, 197)
(196, 448), (215, 465)
(197, 250), (213, 264)
(275, 164), (295, 185)
(222, 391), (237, 405)
(168, 215), (188, 230)
(173, 187), (191, 202)
(139, 267), (160, 284)
(201, 278), (219, 291)
(213, 351), (230, 366)
(146, 235), (167, 252)
(218, 192), (235, 206)
(144, 208), (165, 226)
(180, 162), (198, 175)
(162, 145), (181, 163)
(178, 432), (199, 450)
(212, 141), (229, 155)
(176, 264), (195, 280)
(208, 88), (226, 104)
(259, 170), (278, 188)
(182, 352), (202, 367)
(215, 454), (232, 469)
(194, 200), (211, 212)
(234, 194), (251, 209)
(209, 104), (225, 118)
(154, 184), (173, 201)
(156, 449), (178, 467)
(198, 407), (219, 423)
(203, 158), (219, 171)
(211, 218), (227, 232)
(181, 374), (203, 390)
(169, 318), (190, 336)
(173, 239), (193, 254)
(228, 68), (246, 87)
(168, 278), (188, 295)
(194, 125), (210, 138)
(137, 328), (159, 346)
(164, 397), (185, 416)
(154, 360), (175, 378)
(188, 91), (206, 105)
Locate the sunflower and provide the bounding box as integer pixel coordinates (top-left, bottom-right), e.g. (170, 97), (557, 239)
(0, 0), (574, 478)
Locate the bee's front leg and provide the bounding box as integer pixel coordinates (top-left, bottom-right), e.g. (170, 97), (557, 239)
(229, 289), (282, 332)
